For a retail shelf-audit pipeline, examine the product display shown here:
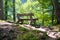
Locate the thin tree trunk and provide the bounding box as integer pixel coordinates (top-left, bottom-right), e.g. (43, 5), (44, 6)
(0, 0), (5, 20)
(13, 0), (16, 22)
(51, 0), (54, 25)
(5, 0), (8, 20)
(52, 0), (60, 24)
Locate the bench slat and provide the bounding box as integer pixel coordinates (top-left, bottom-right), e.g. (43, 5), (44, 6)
(18, 18), (38, 20)
(17, 13), (34, 16)
(17, 13), (38, 25)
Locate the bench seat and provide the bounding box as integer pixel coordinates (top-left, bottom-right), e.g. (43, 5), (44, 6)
(17, 13), (38, 25)
(18, 18), (38, 20)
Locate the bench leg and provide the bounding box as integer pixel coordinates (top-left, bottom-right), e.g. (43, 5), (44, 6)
(29, 20), (32, 25)
(16, 20), (23, 24)
(16, 20), (20, 23)
(29, 20), (36, 25)
(33, 20), (36, 25)
(21, 20), (23, 24)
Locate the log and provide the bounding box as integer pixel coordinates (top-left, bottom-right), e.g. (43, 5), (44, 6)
(20, 24), (60, 39)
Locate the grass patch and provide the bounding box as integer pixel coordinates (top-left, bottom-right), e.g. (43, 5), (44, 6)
(17, 26), (40, 40)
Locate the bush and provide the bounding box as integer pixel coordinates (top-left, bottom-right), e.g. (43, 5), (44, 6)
(17, 27), (40, 40)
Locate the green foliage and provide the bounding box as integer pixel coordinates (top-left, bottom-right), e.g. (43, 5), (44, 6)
(17, 26), (48, 40)
(17, 26), (40, 40)
(4, 0), (57, 26)
(15, 0), (57, 26)
(18, 26), (29, 33)
(23, 32), (39, 40)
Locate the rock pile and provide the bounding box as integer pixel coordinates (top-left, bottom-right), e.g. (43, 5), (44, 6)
(0, 22), (18, 40)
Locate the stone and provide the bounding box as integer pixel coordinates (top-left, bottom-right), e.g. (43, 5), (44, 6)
(46, 36), (57, 40)
(0, 22), (18, 40)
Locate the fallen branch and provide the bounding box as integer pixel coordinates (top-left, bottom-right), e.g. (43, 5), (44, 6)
(20, 24), (60, 39)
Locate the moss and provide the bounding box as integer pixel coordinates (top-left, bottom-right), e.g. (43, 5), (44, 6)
(17, 26), (48, 40)
(17, 32), (40, 40)
(17, 26), (40, 40)
(23, 32), (39, 40)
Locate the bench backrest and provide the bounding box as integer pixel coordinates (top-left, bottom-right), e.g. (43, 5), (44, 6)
(17, 13), (34, 19)
(17, 13), (34, 16)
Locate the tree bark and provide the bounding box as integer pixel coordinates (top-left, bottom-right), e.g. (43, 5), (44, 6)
(0, 0), (5, 20)
(52, 0), (60, 24)
(13, 0), (16, 22)
(5, 0), (8, 20)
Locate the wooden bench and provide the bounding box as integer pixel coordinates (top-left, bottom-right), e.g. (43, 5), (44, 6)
(17, 13), (38, 25)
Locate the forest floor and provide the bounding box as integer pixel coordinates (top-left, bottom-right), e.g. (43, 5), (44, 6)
(0, 20), (60, 40)
(0, 20), (59, 32)
(20, 24), (60, 32)
(17, 24), (60, 40)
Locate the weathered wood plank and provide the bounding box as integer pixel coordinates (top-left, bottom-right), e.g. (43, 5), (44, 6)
(17, 13), (38, 24)
(20, 24), (60, 39)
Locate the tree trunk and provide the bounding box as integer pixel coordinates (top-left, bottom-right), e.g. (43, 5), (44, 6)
(0, 0), (5, 20)
(5, 0), (8, 20)
(52, 0), (60, 24)
(13, 0), (16, 22)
